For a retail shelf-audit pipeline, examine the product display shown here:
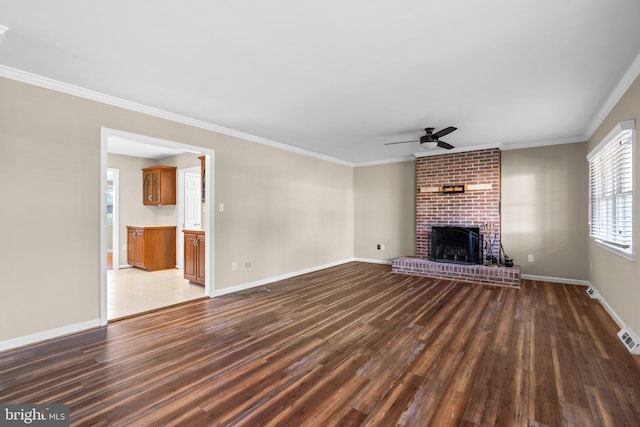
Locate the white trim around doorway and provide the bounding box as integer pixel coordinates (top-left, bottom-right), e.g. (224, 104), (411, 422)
(100, 127), (215, 326)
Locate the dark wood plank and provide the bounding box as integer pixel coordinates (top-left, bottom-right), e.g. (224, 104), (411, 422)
(0, 262), (639, 426)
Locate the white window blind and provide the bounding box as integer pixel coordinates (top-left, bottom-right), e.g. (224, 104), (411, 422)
(587, 120), (634, 258)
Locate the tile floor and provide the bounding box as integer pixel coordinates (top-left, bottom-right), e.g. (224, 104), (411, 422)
(107, 267), (205, 320)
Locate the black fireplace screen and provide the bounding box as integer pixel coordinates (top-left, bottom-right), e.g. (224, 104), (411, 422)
(430, 226), (482, 264)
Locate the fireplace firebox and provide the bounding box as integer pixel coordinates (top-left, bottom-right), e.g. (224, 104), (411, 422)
(430, 226), (482, 264)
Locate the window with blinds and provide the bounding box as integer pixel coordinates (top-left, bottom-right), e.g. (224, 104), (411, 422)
(587, 119), (634, 259)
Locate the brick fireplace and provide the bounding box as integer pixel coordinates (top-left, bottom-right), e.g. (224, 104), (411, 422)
(416, 148), (501, 259)
(392, 148), (521, 288)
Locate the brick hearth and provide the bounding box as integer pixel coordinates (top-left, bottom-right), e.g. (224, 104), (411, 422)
(392, 257), (521, 288)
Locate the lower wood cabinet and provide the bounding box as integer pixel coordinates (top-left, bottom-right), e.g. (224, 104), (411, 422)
(183, 229), (205, 285)
(126, 226), (177, 271)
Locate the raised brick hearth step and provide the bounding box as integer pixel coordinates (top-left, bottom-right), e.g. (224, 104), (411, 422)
(392, 257), (521, 288)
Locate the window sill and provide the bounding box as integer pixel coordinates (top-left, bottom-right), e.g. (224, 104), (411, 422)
(593, 239), (635, 262)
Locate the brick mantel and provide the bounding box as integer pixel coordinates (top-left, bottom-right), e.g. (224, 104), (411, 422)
(416, 148), (501, 261)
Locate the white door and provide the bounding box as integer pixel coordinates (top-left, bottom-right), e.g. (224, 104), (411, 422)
(177, 168), (203, 269)
(184, 172), (202, 230)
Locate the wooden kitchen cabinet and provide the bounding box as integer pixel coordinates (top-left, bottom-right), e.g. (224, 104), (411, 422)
(127, 227), (145, 269)
(127, 226), (177, 271)
(183, 229), (205, 285)
(142, 166), (177, 205)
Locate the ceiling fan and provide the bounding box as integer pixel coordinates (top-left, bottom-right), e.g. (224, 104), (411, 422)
(385, 126), (457, 149)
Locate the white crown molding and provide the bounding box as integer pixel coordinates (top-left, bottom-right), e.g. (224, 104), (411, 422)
(500, 136), (586, 151)
(413, 142), (502, 157)
(0, 65), (353, 167)
(584, 50), (640, 140)
(354, 156), (415, 167)
(411, 136), (587, 157)
(3, 45), (640, 165)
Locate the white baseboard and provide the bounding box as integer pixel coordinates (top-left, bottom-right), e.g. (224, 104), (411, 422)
(5, 264), (632, 358)
(353, 258), (393, 265)
(212, 257), (396, 297)
(0, 319), (101, 352)
(521, 274), (590, 287)
(212, 258), (356, 297)
(585, 281), (629, 331)
(1, 258), (383, 352)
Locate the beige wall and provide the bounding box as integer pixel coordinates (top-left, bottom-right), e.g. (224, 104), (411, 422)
(214, 140), (354, 285)
(2, 69), (635, 344)
(352, 152), (590, 279)
(353, 161), (415, 260)
(501, 143), (589, 279)
(587, 75), (640, 336)
(0, 77), (353, 341)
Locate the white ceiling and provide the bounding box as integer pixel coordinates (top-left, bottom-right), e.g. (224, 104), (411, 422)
(1, 1), (640, 164)
(107, 135), (193, 160)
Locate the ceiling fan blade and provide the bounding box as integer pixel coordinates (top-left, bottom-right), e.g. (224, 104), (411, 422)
(437, 140), (454, 150)
(384, 139), (419, 145)
(432, 126), (457, 139)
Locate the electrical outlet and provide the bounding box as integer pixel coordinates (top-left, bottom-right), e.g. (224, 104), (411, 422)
(528, 254), (534, 262)
(245, 261), (251, 268)
(219, 203), (224, 212)
(381, 244), (385, 250)
(231, 262), (237, 271)
(377, 244), (381, 250)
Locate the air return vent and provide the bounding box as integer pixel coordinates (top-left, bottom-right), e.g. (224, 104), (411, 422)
(586, 287), (599, 299)
(617, 329), (640, 354)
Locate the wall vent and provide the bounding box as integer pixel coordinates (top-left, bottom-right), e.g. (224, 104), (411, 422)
(586, 287), (599, 299)
(617, 329), (640, 355)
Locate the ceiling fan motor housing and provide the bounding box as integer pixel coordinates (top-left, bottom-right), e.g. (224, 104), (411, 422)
(420, 128), (436, 144)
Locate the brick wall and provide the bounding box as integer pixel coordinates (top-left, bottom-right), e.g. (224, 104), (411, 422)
(416, 148), (501, 261)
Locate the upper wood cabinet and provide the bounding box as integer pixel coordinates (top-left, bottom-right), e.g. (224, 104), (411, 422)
(142, 166), (176, 205)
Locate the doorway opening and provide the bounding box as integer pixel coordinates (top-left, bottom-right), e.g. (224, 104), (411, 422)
(106, 168), (119, 270)
(100, 128), (215, 325)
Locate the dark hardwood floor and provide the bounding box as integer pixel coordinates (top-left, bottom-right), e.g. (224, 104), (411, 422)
(1, 262), (639, 426)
